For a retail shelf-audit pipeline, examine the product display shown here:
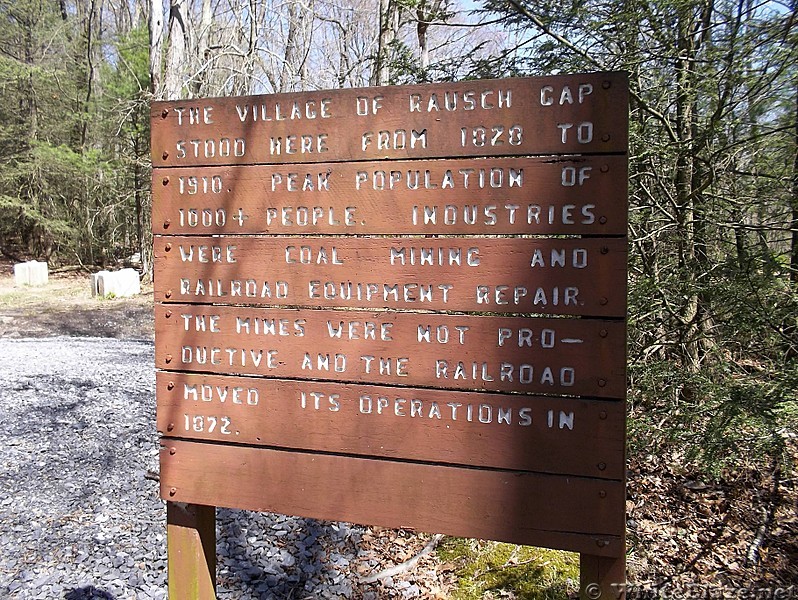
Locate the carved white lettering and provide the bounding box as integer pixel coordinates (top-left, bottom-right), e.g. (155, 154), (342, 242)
(301, 353), (347, 372)
(265, 206), (357, 227)
(547, 409), (575, 429)
(497, 327), (556, 348)
(179, 278), (288, 299)
(389, 246), (479, 267)
(529, 248), (588, 269)
(460, 125), (522, 147)
(326, 320), (393, 341)
(285, 245), (343, 265)
(235, 317), (305, 337)
(361, 129), (427, 151)
(360, 356), (408, 376)
(408, 203), (595, 227)
(270, 171), (331, 192)
(557, 121), (593, 144)
(177, 244), (236, 263)
(270, 134), (328, 155)
(409, 89), (511, 112)
(417, 324), (468, 344)
(357, 167), (522, 191)
(183, 383), (258, 406)
(183, 414), (232, 435)
(540, 84), (593, 106)
(300, 391), (341, 411)
(174, 106), (214, 125)
(180, 313), (220, 333)
(176, 138), (244, 159)
(476, 285), (580, 307)
(235, 98), (331, 122)
(435, 360), (575, 386)
(356, 96), (384, 115)
(180, 346), (278, 368)
(357, 393), (535, 426)
(308, 281), (452, 304)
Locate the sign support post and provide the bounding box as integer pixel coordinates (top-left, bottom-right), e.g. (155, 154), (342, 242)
(167, 502), (216, 599)
(581, 552), (626, 599)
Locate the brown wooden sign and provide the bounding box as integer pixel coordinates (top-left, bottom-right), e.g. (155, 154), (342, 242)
(156, 372), (624, 479)
(152, 155), (628, 236)
(154, 236), (627, 318)
(155, 304), (626, 397)
(151, 72), (628, 167)
(153, 72), (629, 594)
(161, 440), (625, 557)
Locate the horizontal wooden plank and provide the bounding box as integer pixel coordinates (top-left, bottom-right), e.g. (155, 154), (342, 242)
(151, 72), (628, 167)
(159, 440), (625, 556)
(156, 371), (625, 479)
(152, 155), (628, 236)
(154, 305), (626, 398)
(153, 236), (628, 318)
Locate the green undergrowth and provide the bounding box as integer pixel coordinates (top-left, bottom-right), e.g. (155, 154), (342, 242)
(439, 538), (579, 599)
(0, 289), (30, 305)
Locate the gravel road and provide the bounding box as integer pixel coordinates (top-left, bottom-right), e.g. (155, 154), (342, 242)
(0, 337), (431, 600)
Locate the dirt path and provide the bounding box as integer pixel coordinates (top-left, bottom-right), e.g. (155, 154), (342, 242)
(0, 271), (154, 340)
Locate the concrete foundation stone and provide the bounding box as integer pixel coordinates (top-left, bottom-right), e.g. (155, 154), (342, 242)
(13, 261), (49, 286)
(92, 269), (141, 298)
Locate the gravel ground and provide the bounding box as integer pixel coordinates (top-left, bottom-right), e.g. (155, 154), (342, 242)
(0, 337), (442, 600)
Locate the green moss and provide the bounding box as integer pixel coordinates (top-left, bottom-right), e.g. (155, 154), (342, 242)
(439, 538), (579, 599)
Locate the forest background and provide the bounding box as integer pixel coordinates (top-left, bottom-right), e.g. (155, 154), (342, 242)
(0, 0), (796, 589)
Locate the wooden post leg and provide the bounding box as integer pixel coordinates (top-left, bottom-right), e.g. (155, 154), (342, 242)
(580, 553), (626, 600)
(167, 502), (217, 600)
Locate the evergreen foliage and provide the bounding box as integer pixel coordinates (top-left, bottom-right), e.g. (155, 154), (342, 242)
(474, 0), (798, 474)
(0, 1), (149, 269)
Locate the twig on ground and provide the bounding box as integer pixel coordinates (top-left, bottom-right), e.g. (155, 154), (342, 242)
(361, 534), (444, 583)
(745, 464), (781, 568)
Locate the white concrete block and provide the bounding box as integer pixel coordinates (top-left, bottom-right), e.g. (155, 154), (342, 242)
(94, 269), (140, 298)
(91, 271), (108, 297)
(113, 268), (141, 297)
(13, 261), (48, 286)
(13, 263), (26, 286)
(28, 261), (48, 286)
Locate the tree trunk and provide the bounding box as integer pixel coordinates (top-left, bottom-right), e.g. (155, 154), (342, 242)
(80, 0), (103, 149)
(673, 0), (715, 372)
(194, 0), (212, 96)
(164, 0), (191, 100)
(416, 0), (444, 72)
(148, 0), (163, 95)
(247, 0), (257, 93)
(417, 7), (429, 70)
(372, 0), (398, 86)
(673, 3), (699, 370)
(280, 0), (315, 92)
(791, 80), (798, 286)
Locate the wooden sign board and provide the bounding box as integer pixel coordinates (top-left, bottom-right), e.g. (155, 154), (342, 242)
(152, 155), (628, 236)
(155, 305), (625, 397)
(152, 72), (628, 595)
(161, 440), (626, 557)
(151, 73), (628, 167)
(154, 236), (627, 317)
(156, 372), (625, 479)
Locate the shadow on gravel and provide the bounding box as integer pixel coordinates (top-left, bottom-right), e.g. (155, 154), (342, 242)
(217, 509), (335, 595)
(64, 586), (115, 599)
(0, 305), (154, 340)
